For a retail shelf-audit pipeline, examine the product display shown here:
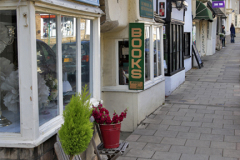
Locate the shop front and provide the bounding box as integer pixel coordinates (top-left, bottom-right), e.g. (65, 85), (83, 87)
(100, 0), (165, 132)
(0, 0), (102, 159)
(193, 0), (214, 58)
(163, 0), (190, 96)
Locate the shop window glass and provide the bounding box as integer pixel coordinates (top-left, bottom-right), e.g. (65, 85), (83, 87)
(153, 27), (157, 77)
(172, 25), (176, 71)
(81, 19), (92, 96)
(176, 26), (180, 70)
(0, 10), (20, 133)
(184, 32), (190, 57)
(145, 26), (150, 82)
(157, 28), (161, 76)
(118, 41), (129, 85)
(180, 26), (183, 68)
(36, 13), (59, 126)
(61, 16), (77, 107)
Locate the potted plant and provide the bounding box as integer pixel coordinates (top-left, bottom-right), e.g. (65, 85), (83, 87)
(58, 85), (93, 160)
(92, 103), (127, 149)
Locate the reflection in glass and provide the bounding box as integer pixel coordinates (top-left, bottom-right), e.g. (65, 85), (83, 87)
(153, 27), (157, 77)
(0, 10), (20, 133)
(119, 41), (129, 85)
(157, 28), (161, 76)
(61, 16), (77, 108)
(81, 19), (92, 95)
(36, 13), (59, 126)
(172, 25), (176, 71)
(145, 26), (150, 82)
(180, 26), (183, 68)
(177, 26), (179, 70)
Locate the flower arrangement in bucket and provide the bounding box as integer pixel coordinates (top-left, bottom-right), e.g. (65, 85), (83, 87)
(219, 33), (225, 39)
(92, 103), (127, 149)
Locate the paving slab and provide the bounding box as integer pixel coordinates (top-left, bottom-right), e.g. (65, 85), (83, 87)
(180, 154), (209, 160)
(152, 151), (181, 160)
(125, 149), (154, 158)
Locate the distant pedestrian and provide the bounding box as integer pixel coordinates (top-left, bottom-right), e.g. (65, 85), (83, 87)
(230, 23), (236, 43)
(222, 25), (226, 47)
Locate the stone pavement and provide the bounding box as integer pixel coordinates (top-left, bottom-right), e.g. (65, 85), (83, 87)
(119, 34), (240, 160)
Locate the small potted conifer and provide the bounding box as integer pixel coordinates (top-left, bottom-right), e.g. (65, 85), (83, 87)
(58, 85), (93, 160)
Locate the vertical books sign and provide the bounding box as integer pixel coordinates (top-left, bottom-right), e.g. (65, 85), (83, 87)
(129, 23), (145, 90)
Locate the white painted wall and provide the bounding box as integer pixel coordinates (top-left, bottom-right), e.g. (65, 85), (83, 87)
(165, 70), (185, 96)
(171, 4), (184, 21)
(102, 81), (165, 132)
(206, 18), (217, 55)
(184, 58), (192, 72)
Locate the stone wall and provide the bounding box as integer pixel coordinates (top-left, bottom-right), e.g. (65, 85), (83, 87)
(0, 135), (57, 160)
(0, 131), (101, 160)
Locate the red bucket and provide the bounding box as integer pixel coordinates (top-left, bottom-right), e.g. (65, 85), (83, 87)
(99, 123), (121, 148)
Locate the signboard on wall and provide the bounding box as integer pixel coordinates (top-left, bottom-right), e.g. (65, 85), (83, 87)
(129, 23), (145, 90)
(75, 0), (99, 6)
(157, 0), (166, 18)
(212, 0), (225, 8)
(139, 0), (154, 18)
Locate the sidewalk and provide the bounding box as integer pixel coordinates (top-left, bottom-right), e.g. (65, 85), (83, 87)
(119, 34), (240, 160)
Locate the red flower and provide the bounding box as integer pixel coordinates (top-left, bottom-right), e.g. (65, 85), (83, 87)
(92, 103), (127, 124)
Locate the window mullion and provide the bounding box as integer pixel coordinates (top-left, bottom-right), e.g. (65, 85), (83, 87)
(56, 14), (63, 115)
(149, 25), (154, 81)
(76, 18), (82, 93)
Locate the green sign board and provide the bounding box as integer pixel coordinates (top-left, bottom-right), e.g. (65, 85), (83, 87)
(139, 0), (154, 19)
(129, 23), (145, 90)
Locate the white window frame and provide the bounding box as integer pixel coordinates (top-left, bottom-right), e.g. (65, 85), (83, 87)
(0, 1), (101, 148)
(109, 24), (164, 92)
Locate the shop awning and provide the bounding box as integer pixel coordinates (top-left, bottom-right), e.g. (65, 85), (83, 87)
(195, 1), (213, 22)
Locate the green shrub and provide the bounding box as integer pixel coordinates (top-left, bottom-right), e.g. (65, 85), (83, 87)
(58, 85), (93, 160)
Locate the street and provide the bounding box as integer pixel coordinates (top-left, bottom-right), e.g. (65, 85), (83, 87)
(119, 34), (240, 160)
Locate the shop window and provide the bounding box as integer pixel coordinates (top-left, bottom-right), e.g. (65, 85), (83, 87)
(153, 27), (162, 77)
(145, 26), (150, 82)
(164, 24), (184, 76)
(180, 26), (183, 68)
(0, 10), (20, 133)
(118, 41), (129, 85)
(61, 18), (93, 107)
(118, 25), (163, 86)
(36, 13), (59, 126)
(172, 25), (176, 71)
(81, 19), (92, 95)
(61, 16), (77, 107)
(176, 25), (179, 70)
(156, 28), (162, 76)
(184, 32), (190, 57)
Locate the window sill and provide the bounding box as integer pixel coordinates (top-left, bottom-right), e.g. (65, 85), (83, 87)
(184, 55), (191, 59)
(102, 76), (165, 92)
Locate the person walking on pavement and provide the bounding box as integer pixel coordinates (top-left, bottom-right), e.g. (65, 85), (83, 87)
(222, 25), (226, 47)
(230, 23), (236, 43)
